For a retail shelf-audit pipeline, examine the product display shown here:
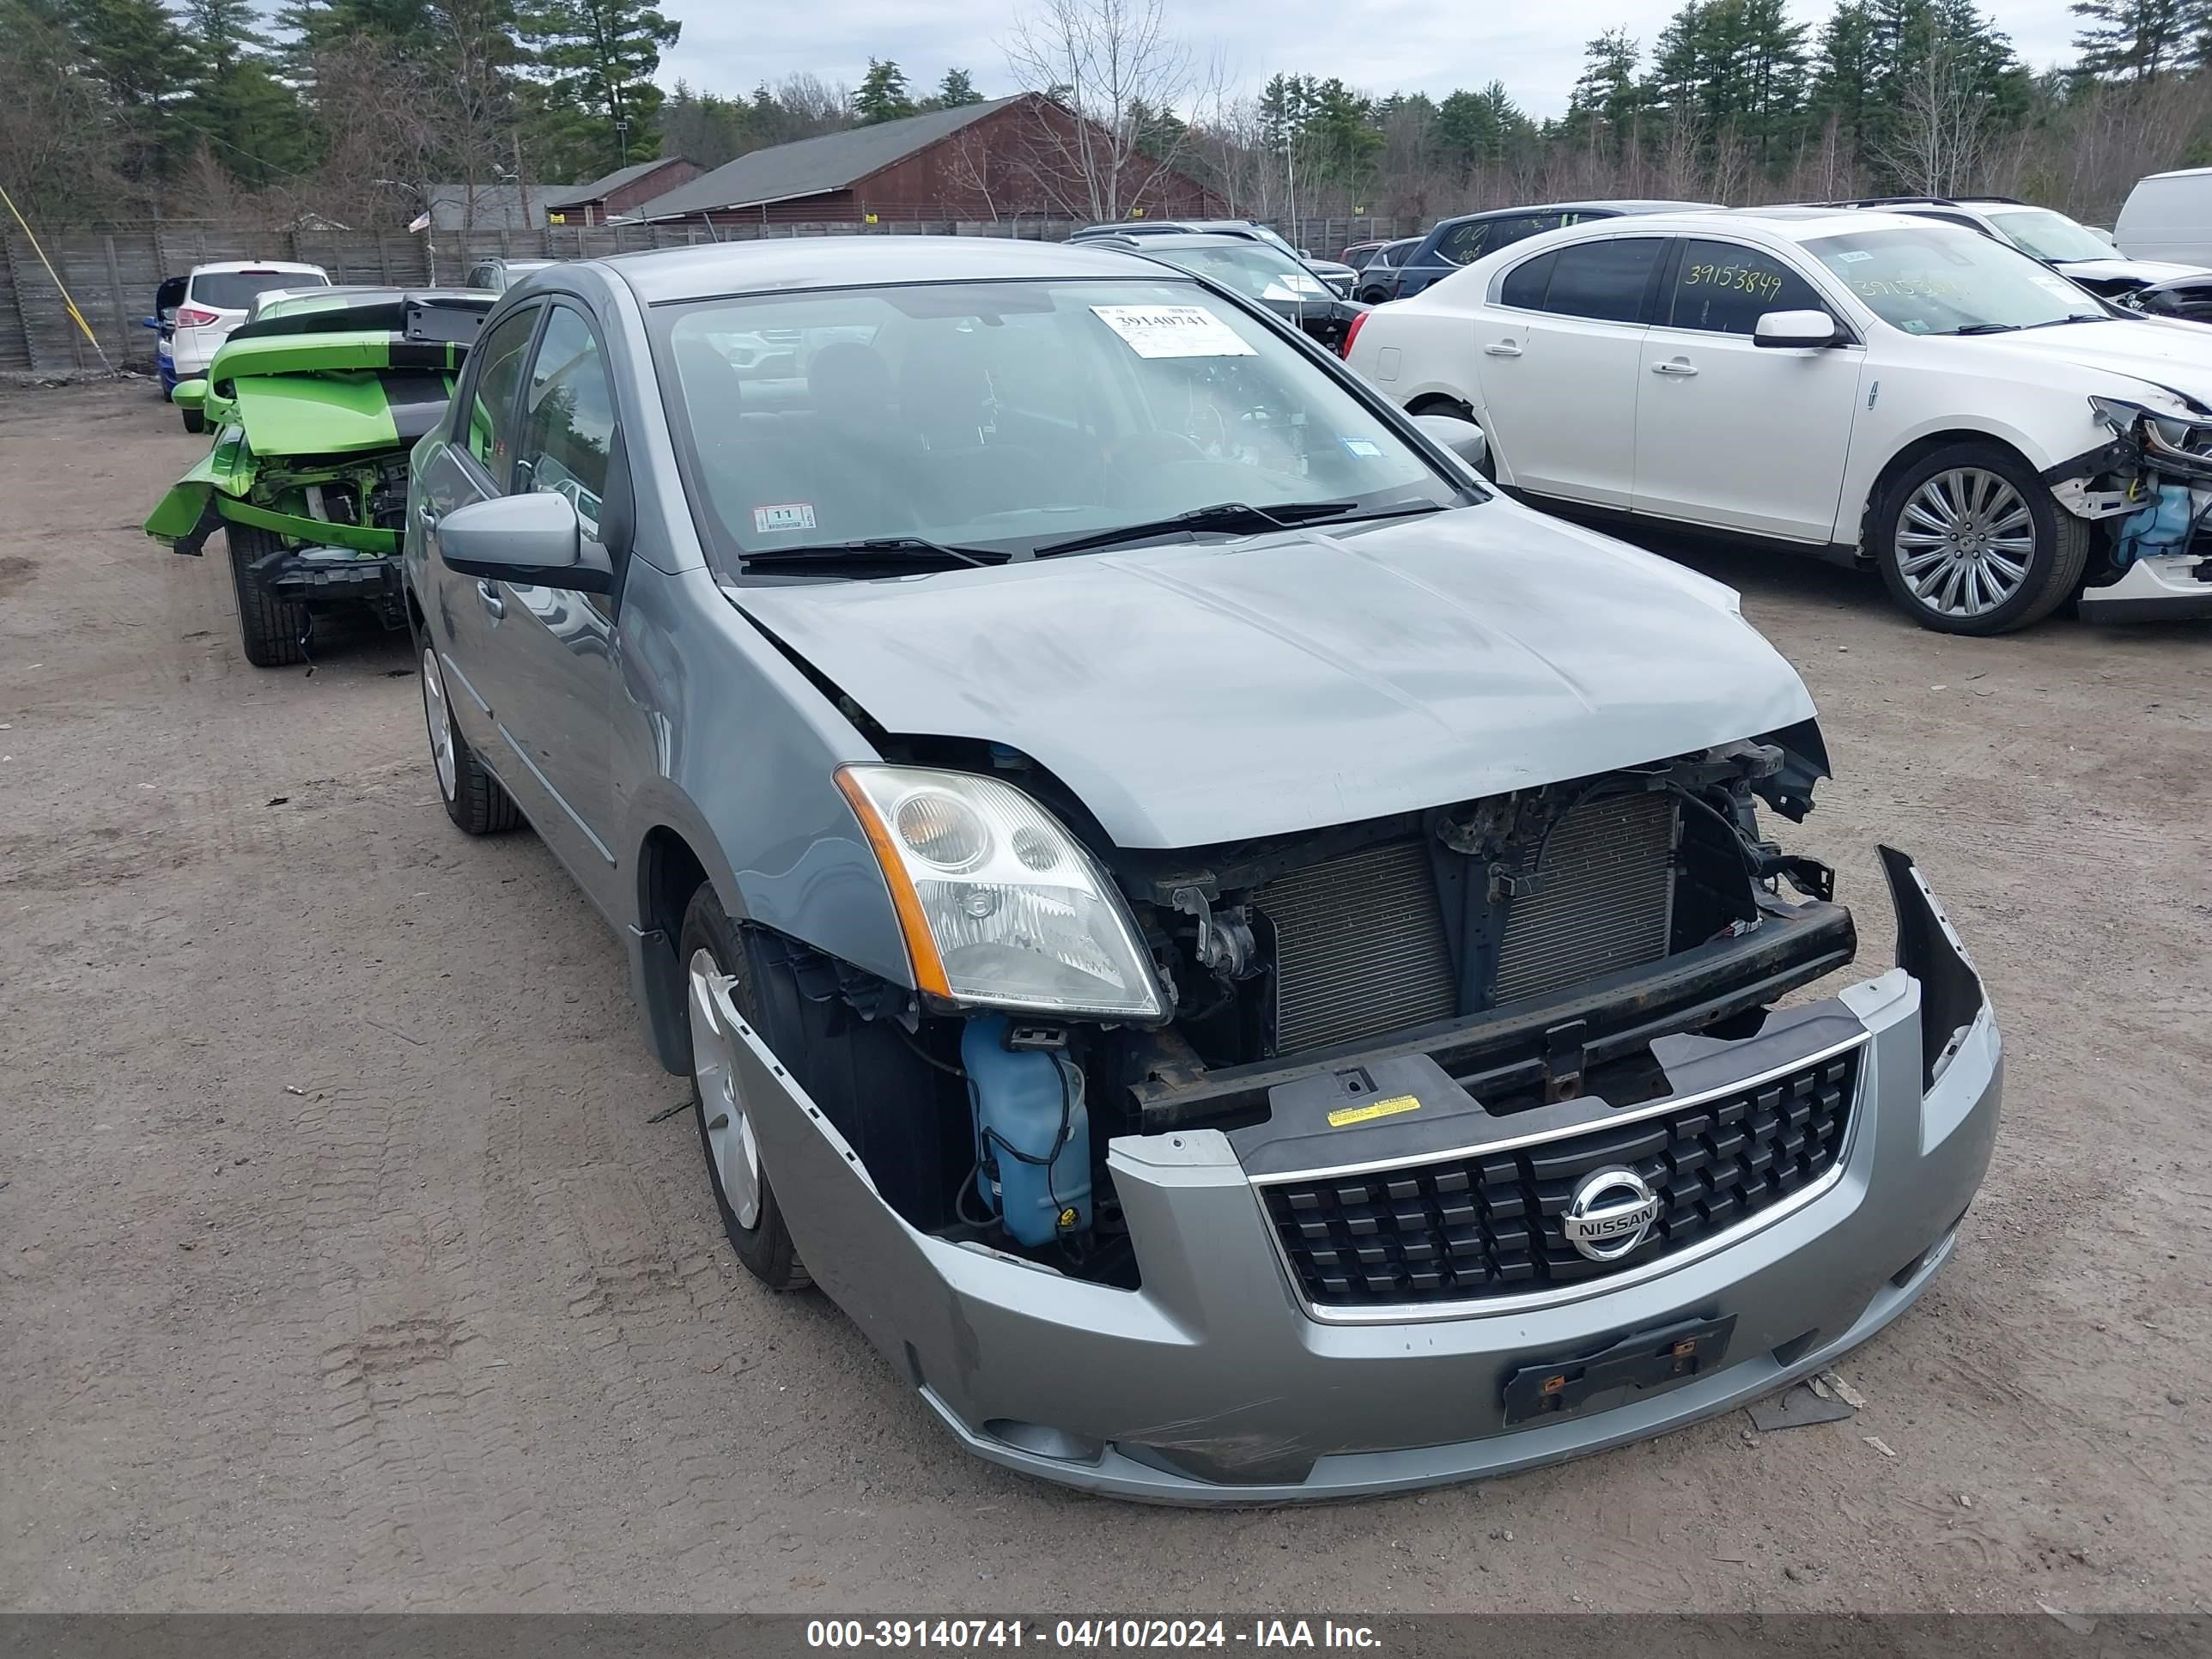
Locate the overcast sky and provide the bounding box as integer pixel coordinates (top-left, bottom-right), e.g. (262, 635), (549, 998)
(654, 1), (2083, 120)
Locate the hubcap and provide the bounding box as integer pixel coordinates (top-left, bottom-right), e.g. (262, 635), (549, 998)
(689, 947), (761, 1231)
(420, 646), (457, 801)
(1895, 468), (2036, 618)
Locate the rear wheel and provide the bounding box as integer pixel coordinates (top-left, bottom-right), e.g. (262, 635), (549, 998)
(226, 524), (307, 667)
(419, 643), (522, 834)
(1875, 443), (2088, 635)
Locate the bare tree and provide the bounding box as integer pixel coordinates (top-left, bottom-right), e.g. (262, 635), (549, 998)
(1879, 29), (1995, 198)
(1001, 0), (1212, 221)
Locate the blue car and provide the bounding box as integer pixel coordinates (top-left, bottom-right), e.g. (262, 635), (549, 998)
(1394, 200), (1718, 300)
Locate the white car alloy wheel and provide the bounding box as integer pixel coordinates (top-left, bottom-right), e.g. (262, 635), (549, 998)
(689, 945), (762, 1231)
(420, 646), (458, 802)
(1893, 468), (2036, 620)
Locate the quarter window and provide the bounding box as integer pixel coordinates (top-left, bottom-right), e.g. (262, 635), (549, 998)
(1665, 240), (1829, 335)
(1534, 238), (1667, 323)
(516, 307), (617, 536)
(463, 305), (538, 478)
(1435, 221), (1489, 265)
(1498, 250), (1557, 310)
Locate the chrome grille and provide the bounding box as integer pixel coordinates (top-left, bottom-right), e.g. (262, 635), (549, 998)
(1258, 840), (1455, 1052)
(1494, 792), (1678, 1005)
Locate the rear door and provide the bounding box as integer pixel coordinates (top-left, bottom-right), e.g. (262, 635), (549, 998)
(1474, 234), (1668, 507)
(1632, 237), (1863, 541)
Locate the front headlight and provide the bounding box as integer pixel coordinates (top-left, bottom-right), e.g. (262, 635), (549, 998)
(836, 764), (1166, 1021)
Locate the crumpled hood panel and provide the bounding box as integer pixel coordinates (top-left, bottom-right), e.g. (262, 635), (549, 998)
(2055, 256), (2212, 285)
(1982, 316), (2212, 397)
(732, 507), (1817, 848)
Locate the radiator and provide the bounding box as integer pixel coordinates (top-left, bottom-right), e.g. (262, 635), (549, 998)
(1257, 839), (1455, 1053)
(1255, 793), (1680, 1055)
(1494, 791), (1678, 1005)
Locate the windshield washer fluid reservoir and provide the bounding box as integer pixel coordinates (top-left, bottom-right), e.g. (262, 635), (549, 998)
(962, 1015), (1091, 1247)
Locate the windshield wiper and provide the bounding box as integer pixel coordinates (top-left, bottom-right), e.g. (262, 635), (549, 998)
(740, 537), (1012, 573)
(1034, 499), (1359, 558)
(1948, 322), (2024, 335)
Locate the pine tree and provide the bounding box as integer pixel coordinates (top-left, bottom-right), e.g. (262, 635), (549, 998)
(520, 0), (679, 176)
(1566, 27), (1644, 148)
(63, 0), (202, 185)
(935, 67), (982, 107)
(854, 59), (916, 124)
(2070, 0), (2197, 79)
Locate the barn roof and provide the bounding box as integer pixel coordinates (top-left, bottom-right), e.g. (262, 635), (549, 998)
(631, 97), (1025, 219)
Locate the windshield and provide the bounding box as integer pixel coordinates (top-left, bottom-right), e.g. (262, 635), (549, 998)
(653, 277), (1459, 574)
(1139, 245), (1331, 303)
(1984, 208), (2114, 264)
(1805, 226), (2107, 334)
(191, 270), (328, 312)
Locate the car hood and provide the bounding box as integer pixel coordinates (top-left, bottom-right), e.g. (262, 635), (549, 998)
(1974, 316), (2212, 400)
(731, 507), (1817, 848)
(2054, 256), (2212, 284)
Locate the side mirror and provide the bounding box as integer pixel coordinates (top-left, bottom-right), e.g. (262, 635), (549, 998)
(1753, 309), (1842, 349)
(172, 379), (208, 410)
(438, 491), (611, 593)
(1413, 411), (1490, 477)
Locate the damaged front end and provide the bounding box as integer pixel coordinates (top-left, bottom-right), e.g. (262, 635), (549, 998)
(705, 721), (2002, 1500)
(2049, 392), (2212, 619)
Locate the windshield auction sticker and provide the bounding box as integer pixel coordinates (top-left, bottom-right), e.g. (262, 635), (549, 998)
(1091, 305), (1258, 358)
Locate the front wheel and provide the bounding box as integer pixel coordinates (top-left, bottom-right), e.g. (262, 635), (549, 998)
(1874, 444), (2088, 635)
(680, 886), (810, 1291)
(180, 407), (206, 435)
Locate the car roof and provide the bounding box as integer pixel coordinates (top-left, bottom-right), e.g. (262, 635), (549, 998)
(1431, 200), (1717, 232)
(601, 234), (1182, 304)
(190, 260), (328, 276)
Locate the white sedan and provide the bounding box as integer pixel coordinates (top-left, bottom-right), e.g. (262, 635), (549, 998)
(1343, 207), (2212, 633)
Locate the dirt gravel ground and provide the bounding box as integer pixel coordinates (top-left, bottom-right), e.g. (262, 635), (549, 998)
(2, 380), (2209, 1615)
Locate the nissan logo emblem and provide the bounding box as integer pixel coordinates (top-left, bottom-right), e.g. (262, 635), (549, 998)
(1563, 1166), (1662, 1262)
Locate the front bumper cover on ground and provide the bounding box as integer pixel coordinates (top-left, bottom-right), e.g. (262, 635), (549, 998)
(2078, 552), (2212, 622)
(717, 848), (2001, 1503)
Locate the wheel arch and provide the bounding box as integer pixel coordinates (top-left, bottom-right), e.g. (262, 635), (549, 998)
(1852, 428), (2047, 565)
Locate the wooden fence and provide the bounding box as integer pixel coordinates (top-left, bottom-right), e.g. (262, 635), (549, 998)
(0, 215), (1424, 375)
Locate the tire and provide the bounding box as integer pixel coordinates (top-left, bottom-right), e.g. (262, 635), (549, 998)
(419, 643), (522, 835)
(226, 523), (308, 668)
(679, 886), (811, 1291)
(1874, 443), (2089, 635)
(180, 407), (206, 435)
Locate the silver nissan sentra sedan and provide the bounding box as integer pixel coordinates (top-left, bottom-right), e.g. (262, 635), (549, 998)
(400, 235), (2002, 1503)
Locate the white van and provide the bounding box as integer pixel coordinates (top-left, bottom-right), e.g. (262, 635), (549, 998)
(2115, 168), (2212, 264)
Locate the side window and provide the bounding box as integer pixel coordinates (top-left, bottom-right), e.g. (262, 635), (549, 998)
(1540, 238), (1666, 323)
(1435, 222), (1489, 265)
(516, 307), (617, 538)
(1666, 240), (1830, 335)
(463, 306), (538, 479)
(1498, 250), (1558, 310)
(1482, 212), (1563, 254)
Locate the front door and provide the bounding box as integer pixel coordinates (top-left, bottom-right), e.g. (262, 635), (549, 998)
(1477, 235), (1668, 508)
(1632, 239), (1864, 542)
(470, 302), (627, 908)
(422, 301), (541, 777)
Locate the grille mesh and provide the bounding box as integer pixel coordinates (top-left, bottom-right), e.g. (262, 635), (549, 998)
(1494, 792), (1678, 1005)
(1258, 840), (1455, 1053)
(1261, 1045), (1861, 1308)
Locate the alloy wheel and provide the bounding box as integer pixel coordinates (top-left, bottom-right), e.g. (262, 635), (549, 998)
(689, 946), (762, 1230)
(1893, 468), (2036, 619)
(420, 646), (457, 802)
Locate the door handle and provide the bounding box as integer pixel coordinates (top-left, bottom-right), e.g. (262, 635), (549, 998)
(1651, 360), (1698, 377)
(476, 580), (505, 620)
(1484, 341), (1523, 357)
(417, 504), (441, 532)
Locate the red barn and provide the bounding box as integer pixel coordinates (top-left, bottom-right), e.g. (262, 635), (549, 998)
(545, 156), (706, 226)
(629, 94), (1223, 228)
